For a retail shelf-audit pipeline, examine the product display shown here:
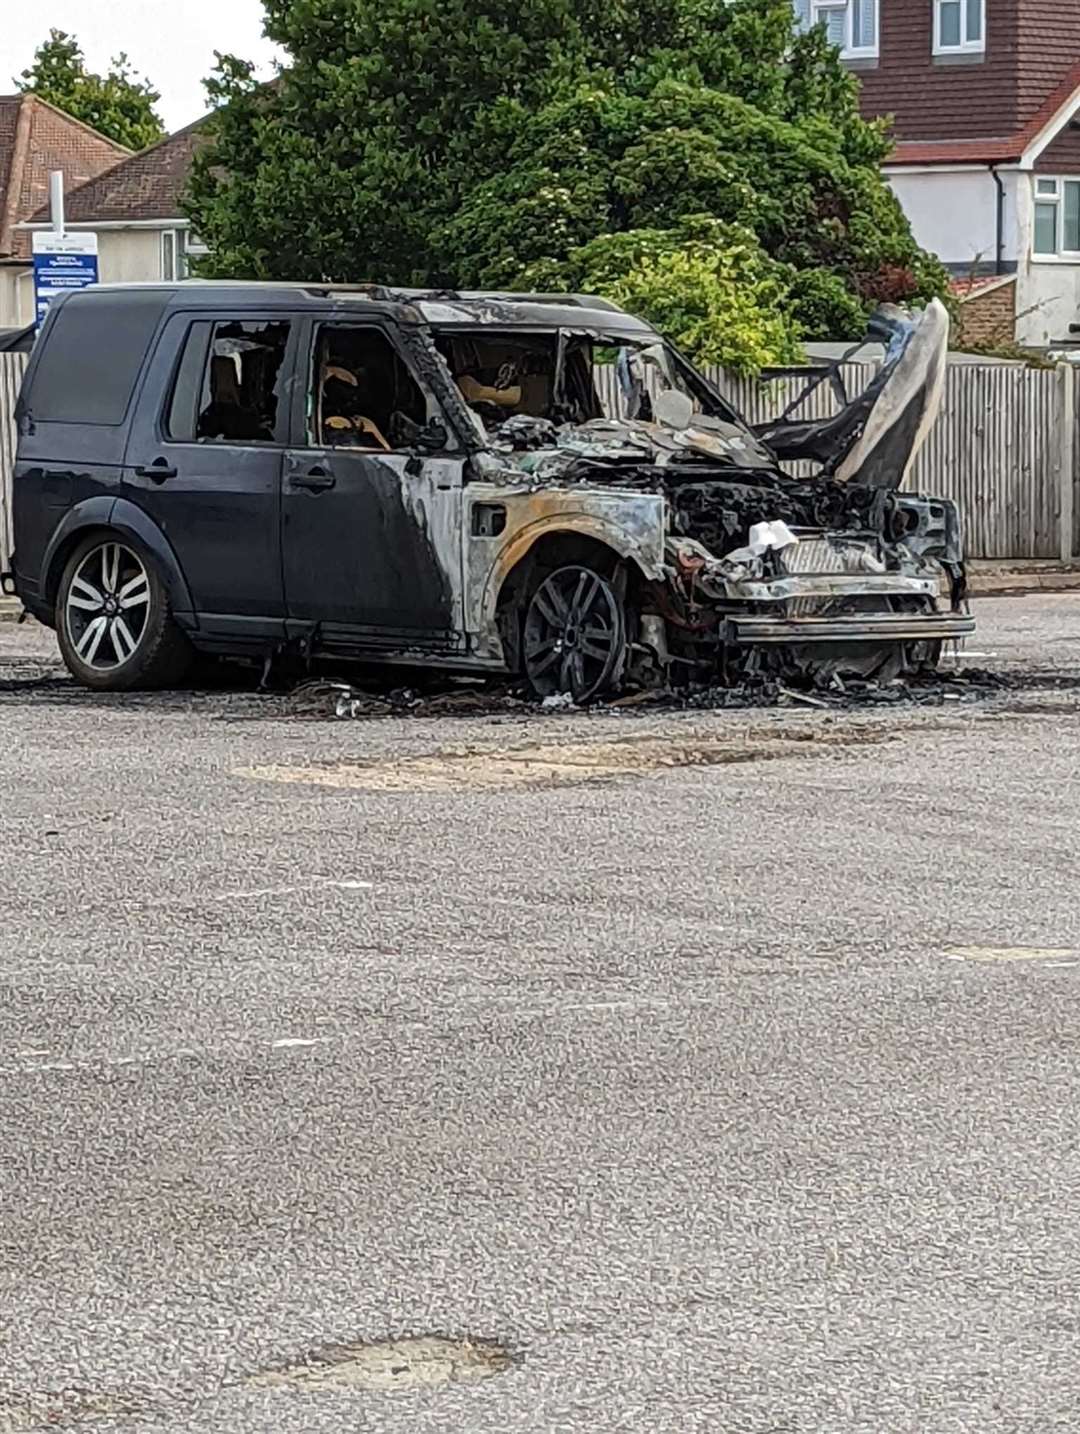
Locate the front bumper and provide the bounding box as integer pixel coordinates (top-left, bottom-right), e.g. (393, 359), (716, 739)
(726, 612), (976, 645)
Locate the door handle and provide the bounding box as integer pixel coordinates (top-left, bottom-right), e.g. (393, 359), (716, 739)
(135, 459), (177, 483)
(291, 466), (336, 492)
(44, 469), (77, 481)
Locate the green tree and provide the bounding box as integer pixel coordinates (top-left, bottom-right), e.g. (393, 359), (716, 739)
(186, 0), (949, 370)
(19, 30), (165, 151)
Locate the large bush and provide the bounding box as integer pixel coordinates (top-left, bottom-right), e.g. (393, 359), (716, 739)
(187, 0), (949, 371)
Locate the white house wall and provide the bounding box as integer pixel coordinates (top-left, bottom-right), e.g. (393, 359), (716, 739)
(0, 269), (23, 329)
(886, 166), (1080, 346)
(885, 168), (1025, 269)
(0, 267), (37, 328)
(1018, 264), (1080, 346)
(1004, 179), (1079, 347)
(96, 229), (164, 285)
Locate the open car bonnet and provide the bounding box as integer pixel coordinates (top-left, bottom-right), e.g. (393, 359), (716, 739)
(753, 298), (950, 488)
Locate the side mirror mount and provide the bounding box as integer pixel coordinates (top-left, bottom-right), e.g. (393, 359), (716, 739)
(415, 417), (448, 453)
(389, 410), (450, 454)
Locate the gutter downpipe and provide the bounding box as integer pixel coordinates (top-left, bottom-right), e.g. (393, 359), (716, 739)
(990, 166), (1005, 275)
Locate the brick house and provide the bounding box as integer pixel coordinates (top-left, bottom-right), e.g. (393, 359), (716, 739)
(795, 1), (1080, 347)
(21, 118), (210, 297)
(0, 94), (129, 328)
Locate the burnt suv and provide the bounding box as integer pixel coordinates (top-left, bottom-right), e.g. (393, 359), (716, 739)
(7, 282), (973, 698)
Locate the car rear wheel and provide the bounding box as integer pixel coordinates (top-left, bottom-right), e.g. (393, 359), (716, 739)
(56, 534), (193, 691)
(523, 563), (627, 703)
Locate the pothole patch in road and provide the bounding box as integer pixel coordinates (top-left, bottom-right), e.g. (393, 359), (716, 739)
(236, 726), (891, 794)
(946, 945), (1080, 967)
(0, 1388), (144, 1432)
(249, 1334), (514, 1394)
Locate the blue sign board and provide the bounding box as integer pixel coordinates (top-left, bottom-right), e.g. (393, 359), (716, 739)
(32, 233), (99, 326)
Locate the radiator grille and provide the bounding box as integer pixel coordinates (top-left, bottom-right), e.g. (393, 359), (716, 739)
(779, 535), (883, 577)
(778, 535), (885, 617)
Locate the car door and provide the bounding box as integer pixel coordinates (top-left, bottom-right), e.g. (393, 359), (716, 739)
(281, 317), (466, 650)
(123, 309), (296, 642)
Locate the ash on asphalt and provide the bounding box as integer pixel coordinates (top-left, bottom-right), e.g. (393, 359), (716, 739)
(1, 646), (1075, 723)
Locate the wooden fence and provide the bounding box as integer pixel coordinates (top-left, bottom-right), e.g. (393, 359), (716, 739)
(1, 349), (1078, 564)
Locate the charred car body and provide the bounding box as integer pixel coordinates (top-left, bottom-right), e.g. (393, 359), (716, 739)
(7, 282), (972, 696)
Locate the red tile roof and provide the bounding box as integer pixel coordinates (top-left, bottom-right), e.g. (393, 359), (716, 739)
(35, 117), (210, 225)
(0, 95), (129, 259)
(950, 275), (1017, 300)
(889, 60), (1080, 167)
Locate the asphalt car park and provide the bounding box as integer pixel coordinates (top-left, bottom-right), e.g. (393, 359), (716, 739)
(2, 595), (1080, 1433)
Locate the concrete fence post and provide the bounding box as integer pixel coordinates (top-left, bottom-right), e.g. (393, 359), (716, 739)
(1059, 363), (1077, 565)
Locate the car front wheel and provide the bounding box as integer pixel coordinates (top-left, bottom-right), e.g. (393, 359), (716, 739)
(523, 563), (628, 703)
(56, 534), (193, 691)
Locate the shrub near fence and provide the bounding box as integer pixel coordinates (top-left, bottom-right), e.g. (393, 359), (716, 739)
(1, 350), (1077, 566)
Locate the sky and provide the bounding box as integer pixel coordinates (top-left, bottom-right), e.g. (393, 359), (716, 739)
(5, 0), (285, 133)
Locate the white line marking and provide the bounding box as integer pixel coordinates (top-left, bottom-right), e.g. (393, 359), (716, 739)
(132, 878), (376, 907)
(947, 945), (1080, 965)
(271, 1038), (330, 1049)
(205, 878), (374, 902)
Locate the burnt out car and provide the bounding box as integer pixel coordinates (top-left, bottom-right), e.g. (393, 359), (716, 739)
(7, 282), (972, 697)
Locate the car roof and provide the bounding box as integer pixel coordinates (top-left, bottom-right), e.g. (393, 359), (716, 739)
(62, 281), (657, 336)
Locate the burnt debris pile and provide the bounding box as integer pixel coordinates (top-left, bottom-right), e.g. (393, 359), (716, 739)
(287, 666), (1011, 721)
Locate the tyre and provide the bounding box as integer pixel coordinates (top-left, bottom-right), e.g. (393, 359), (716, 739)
(55, 533), (194, 692)
(523, 563), (627, 703)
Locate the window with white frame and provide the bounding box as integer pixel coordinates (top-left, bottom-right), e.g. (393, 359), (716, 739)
(793, 0), (878, 59)
(934, 0), (985, 55)
(1033, 177), (1080, 258)
(161, 229), (178, 281)
(161, 228), (198, 281)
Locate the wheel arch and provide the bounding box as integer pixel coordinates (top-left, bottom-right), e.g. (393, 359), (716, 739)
(484, 516), (663, 630)
(484, 519), (659, 674)
(43, 498), (196, 623)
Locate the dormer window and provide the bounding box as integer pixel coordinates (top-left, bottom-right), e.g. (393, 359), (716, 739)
(793, 0), (879, 60)
(934, 0), (985, 55)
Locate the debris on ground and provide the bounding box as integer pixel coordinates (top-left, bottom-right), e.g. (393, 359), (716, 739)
(281, 666), (1014, 721)
(287, 678), (536, 722)
(0, 649), (1052, 725)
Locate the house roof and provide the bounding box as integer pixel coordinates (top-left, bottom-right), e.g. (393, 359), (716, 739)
(0, 94), (130, 259)
(950, 274), (1017, 301)
(33, 116), (210, 226)
(888, 60), (1080, 167)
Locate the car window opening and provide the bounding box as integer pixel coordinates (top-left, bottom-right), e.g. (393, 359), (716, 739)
(196, 322), (290, 443)
(432, 329), (733, 430)
(311, 326), (430, 451)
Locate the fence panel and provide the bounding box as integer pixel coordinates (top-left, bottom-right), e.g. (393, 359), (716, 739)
(0, 353), (27, 568)
(908, 364), (1062, 560)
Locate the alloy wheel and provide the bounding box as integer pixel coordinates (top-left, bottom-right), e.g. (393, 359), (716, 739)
(64, 541), (151, 671)
(524, 565), (626, 702)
